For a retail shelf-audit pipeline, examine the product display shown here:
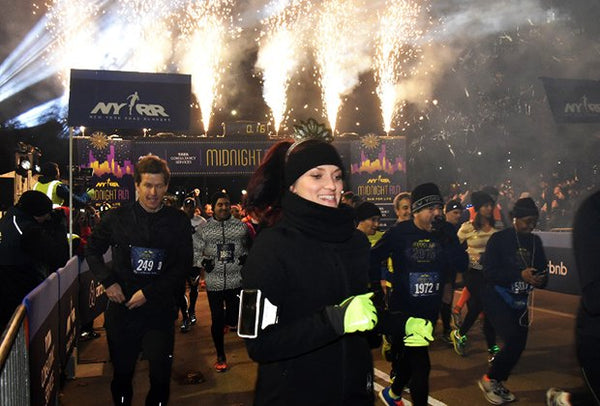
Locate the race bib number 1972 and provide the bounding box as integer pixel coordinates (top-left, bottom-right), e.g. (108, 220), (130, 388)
(409, 272), (441, 297)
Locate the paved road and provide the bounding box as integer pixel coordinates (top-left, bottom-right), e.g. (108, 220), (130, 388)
(59, 288), (583, 405)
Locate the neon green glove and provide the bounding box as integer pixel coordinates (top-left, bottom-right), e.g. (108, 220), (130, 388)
(403, 317), (434, 347)
(325, 292), (378, 335)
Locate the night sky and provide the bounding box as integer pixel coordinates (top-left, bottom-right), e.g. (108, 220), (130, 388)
(1, 0), (599, 194)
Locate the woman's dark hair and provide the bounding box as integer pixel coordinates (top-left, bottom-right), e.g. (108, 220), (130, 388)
(134, 155), (170, 185)
(244, 140), (293, 227)
(473, 211), (494, 231)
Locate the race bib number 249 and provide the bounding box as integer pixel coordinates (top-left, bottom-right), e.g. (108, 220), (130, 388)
(130, 246), (165, 275)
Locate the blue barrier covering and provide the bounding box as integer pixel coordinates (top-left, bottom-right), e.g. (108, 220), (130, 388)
(23, 273), (59, 406)
(535, 231), (580, 296)
(78, 251), (110, 326)
(57, 257), (79, 370)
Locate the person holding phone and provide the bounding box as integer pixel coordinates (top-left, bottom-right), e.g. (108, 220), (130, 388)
(240, 136), (380, 405)
(478, 197), (548, 405)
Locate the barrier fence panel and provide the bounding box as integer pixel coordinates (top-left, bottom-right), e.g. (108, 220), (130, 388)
(24, 272), (60, 406)
(535, 231), (581, 295)
(0, 305), (29, 406)
(57, 256), (80, 376)
(78, 252), (110, 327)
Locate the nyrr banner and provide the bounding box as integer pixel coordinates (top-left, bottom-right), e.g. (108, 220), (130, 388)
(540, 77), (600, 123)
(68, 69), (191, 130)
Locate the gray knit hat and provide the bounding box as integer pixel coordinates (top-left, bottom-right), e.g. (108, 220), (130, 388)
(411, 183), (444, 212)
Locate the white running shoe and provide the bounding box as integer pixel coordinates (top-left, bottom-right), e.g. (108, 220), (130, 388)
(478, 375), (516, 404)
(546, 388), (572, 406)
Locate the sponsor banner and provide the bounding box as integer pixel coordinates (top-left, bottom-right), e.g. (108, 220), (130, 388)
(535, 231), (580, 295)
(57, 257), (79, 370)
(540, 77), (600, 123)
(78, 253), (110, 326)
(68, 69), (191, 130)
(133, 139), (274, 176)
(348, 136), (407, 231)
(23, 273), (59, 406)
(76, 136), (135, 208)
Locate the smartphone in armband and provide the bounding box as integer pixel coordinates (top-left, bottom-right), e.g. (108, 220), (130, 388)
(238, 289), (261, 339)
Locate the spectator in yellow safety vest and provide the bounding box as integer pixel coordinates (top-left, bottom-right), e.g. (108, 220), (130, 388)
(32, 162), (90, 209)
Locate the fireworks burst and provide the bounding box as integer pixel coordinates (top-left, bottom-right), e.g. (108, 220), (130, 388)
(115, 0), (178, 73)
(45, 0), (102, 90)
(313, 0), (370, 134)
(178, 0), (238, 134)
(256, 0), (311, 135)
(374, 0), (424, 135)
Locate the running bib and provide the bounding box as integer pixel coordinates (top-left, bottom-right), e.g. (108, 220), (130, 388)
(510, 280), (532, 295)
(216, 243), (235, 263)
(130, 246), (165, 275)
(409, 272), (441, 297)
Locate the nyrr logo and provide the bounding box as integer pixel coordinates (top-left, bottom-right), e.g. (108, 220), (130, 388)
(89, 91), (170, 118)
(564, 95), (600, 114)
(95, 177), (120, 188)
(548, 260), (568, 276)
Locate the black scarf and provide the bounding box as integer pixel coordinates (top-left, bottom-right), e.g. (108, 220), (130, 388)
(281, 192), (356, 243)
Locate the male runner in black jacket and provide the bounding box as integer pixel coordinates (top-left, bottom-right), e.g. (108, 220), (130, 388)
(86, 155), (193, 406)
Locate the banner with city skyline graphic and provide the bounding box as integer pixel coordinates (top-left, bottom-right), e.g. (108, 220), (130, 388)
(349, 135), (406, 230)
(75, 134), (134, 209)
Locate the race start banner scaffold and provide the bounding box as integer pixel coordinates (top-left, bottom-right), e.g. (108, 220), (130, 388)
(68, 69), (191, 130)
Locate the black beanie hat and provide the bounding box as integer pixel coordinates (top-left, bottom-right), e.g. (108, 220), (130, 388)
(471, 191), (495, 212)
(17, 190), (53, 217)
(355, 201), (382, 222)
(411, 183), (444, 212)
(511, 197), (539, 218)
(284, 139), (344, 187)
(445, 199), (463, 213)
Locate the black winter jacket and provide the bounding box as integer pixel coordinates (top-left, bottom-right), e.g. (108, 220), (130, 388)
(573, 191), (600, 338)
(370, 219), (468, 322)
(242, 192), (374, 406)
(85, 202), (193, 320)
(482, 227), (547, 290)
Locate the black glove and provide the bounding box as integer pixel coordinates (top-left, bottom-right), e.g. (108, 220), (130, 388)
(370, 281), (386, 312)
(201, 258), (215, 273)
(238, 254), (248, 266)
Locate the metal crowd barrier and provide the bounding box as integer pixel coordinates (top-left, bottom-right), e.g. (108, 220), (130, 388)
(0, 305), (30, 406)
(0, 252), (109, 406)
